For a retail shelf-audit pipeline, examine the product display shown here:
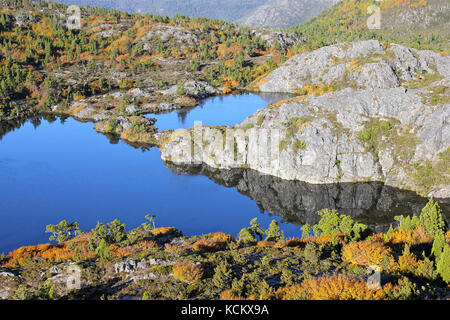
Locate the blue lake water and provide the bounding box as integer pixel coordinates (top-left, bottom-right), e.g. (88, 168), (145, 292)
(148, 92), (291, 131)
(0, 94), (299, 253)
(0, 93), (442, 254)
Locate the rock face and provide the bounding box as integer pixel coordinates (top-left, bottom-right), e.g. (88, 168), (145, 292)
(239, 0), (340, 29)
(159, 81), (219, 99)
(257, 40), (450, 93)
(252, 30), (298, 52)
(138, 24), (199, 51)
(160, 41), (449, 197)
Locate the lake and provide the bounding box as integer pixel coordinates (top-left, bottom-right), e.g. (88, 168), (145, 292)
(0, 93), (442, 254)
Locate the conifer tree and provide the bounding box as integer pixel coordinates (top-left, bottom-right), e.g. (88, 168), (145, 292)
(265, 220), (283, 242)
(436, 245), (450, 283)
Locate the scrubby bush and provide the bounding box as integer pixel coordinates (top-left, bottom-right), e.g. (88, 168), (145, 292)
(238, 218), (264, 244)
(45, 220), (80, 244)
(172, 261), (204, 284)
(312, 209), (367, 241)
(264, 220), (284, 242)
(342, 240), (393, 268)
(275, 274), (386, 300)
(192, 239), (227, 252)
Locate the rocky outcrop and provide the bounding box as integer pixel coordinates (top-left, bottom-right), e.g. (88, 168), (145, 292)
(257, 40), (450, 93)
(251, 30), (298, 52)
(159, 81), (219, 99)
(160, 41), (449, 197)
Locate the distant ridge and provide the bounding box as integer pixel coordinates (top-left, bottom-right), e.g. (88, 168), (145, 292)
(289, 0), (450, 51)
(238, 0), (340, 29)
(47, 0), (339, 28)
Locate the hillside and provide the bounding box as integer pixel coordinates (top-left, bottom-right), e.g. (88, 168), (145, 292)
(47, 0), (339, 28)
(238, 0), (340, 29)
(46, 0), (268, 22)
(0, 0), (291, 130)
(289, 0), (450, 52)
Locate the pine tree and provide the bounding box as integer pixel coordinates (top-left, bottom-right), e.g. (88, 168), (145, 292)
(301, 224), (312, 239)
(265, 220), (283, 242)
(436, 244), (450, 283)
(95, 239), (112, 263)
(384, 224), (394, 242)
(419, 198), (446, 237)
(238, 228), (256, 244)
(431, 232), (446, 262)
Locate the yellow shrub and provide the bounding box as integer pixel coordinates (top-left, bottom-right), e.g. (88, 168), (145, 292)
(172, 261), (204, 283)
(151, 227), (178, 237)
(389, 229), (412, 244)
(397, 254), (420, 274)
(342, 240), (393, 267)
(276, 274), (386, 300)
(220, 290), (246, 300)
(164, 243), (188, 255)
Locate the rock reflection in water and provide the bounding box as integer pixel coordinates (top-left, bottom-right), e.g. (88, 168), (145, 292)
(164, 162), (449, 232)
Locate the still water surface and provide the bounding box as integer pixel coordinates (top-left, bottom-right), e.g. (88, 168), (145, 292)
(0, 94), (297, 253)
(0, 93), (441, 254)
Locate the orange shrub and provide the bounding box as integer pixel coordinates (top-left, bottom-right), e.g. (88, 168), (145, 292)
(371, 233), (386, 242)
(109, 245), (137, 258)
(286, 238), (304, 247)
(342, 240), (393, 267)
(137, 240), (159, 250)
(208, 232), (233, 242)
(151, 227), (178, 237)
(273, 241), (287, 249)
(172, 261), (204, 283)
(397, 254), (420, 274)
(70, 232), (93, 244)
(389, 229), (412, 244)
(192, 239), (227, 252)
(39, 246), (74, 262)
(4, 243), (75, 266)
(220, 290), (246, 300)
(276, 274), (386, 300)
(411, 227), (433, 244)
(256, 241), (276, 248)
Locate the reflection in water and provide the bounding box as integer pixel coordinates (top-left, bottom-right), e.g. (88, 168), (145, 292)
(164, 162), (449, 232)
(256, 92), (295, 105)
(0, 114), (67, 141)
(149, 92), (295, 131)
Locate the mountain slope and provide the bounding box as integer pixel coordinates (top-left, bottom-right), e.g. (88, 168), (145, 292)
(290, 0), (450, 51)
(238, 0), (340, 29)
(48, 0), (277, 22)
(47, 0), (339, 29)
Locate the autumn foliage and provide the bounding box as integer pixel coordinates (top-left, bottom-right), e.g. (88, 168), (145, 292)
(342, 240), (393, 267)
(3, 244), (73, 267)
(151, 227), (179, 237)
(192, 232), (233, 252)
(172, 261), (204, 283)
(192, 239), (227, 253)
(275, 274), (386, 300)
